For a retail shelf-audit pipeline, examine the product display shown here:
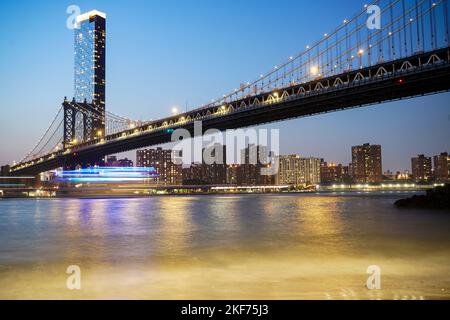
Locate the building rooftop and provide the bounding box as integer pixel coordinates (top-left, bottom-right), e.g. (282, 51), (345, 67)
(76, 10), (106, 23)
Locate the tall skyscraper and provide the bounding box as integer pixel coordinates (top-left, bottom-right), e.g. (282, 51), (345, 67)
(351, 143), (382, 183)
(136, 148), (182, 185)
(433, 152), (449, 182)
(411, 154), (433, 182)
(74, 10), (106, 107)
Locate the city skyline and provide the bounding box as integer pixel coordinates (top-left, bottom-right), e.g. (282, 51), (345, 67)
(1, 0), (449, 172)
(129, 144), (449, 186)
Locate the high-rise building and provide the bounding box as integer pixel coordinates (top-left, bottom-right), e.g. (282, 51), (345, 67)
(411, 154), (433, 182)
(276, 155), (321, 186)
(69, 10), (107, 147)
(239, 145), (274, 185)
(136, 148), (182, 185)
(351, 143), (382, 183)
(202, 144), (227, 185)
(301, 157), (321, 185)
(74, 10), (106, 107)
(276, 155), (303, 186)
(434, 152), (449, 182)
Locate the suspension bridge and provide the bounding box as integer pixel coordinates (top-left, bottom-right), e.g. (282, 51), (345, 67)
(8, 0), (450, 176)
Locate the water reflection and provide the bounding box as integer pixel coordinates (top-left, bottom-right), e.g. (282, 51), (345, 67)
(0, 193), (449, 299)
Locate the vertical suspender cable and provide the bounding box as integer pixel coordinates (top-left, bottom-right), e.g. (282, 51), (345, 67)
(429, 0), (435, 49)
(444, 0), (450, 46)
(402, 0), (408, 56)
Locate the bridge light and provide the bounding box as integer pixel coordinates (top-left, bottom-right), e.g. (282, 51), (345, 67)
(358, 49), (364, 56)
(171, 107), (179, 115)
(310, 66), (319, 76)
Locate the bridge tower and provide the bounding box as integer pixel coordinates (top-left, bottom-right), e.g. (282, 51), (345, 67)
(63, 98), (105, 149)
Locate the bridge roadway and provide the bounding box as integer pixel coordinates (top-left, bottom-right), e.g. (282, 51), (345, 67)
(11, 47), (450, 175)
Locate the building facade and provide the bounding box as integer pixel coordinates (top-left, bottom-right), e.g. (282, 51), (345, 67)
(69, 10), (107, 146)
(105, 156), (133, 167)
(276, 155), (303, 186)
(74, 10), (106, 107)
(136, 148), (182, 185)
(226, 165), (240, 185)
(351, 143), (382, 183)
(434, 152), (449, 182)
(181, 144), (228, 185)
(239, 145), (274, 185)
(276, 155), (321, 186)
(320, 161), (350, 184)
(202, 144), (227, 185)
(411, 154), (433, 182)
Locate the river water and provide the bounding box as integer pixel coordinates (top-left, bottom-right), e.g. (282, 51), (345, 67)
(0, 192), (449, 299)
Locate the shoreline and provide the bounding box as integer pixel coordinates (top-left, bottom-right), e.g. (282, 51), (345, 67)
(0, 189), (426, 200)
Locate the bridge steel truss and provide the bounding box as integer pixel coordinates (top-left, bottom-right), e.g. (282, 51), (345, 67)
(62, 100), (105, 149)
(11, 47), (450, 175)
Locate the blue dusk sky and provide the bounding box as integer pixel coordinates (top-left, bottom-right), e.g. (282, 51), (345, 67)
(0, 0), (449, 171)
